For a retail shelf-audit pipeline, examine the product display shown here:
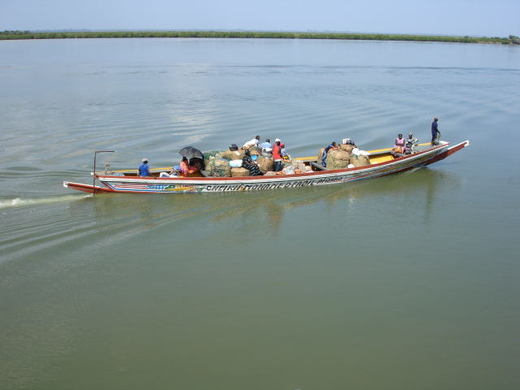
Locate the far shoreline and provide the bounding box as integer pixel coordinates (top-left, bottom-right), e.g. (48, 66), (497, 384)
(1, 30), (519, 45)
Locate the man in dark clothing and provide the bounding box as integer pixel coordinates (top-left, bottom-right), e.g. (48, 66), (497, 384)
(321, 142), (337, 167)
(431, 117), (441, 145)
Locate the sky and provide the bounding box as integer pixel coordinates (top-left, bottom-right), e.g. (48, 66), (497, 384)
(1, 0), (519, 37)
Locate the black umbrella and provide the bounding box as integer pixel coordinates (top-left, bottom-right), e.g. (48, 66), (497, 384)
(178, 146), (204, 160)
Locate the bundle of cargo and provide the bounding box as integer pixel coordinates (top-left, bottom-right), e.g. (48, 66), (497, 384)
(291, 160), (307, 172)
(350, 154), (371, 167)
(316, 148), (325, 164)
(256, 156), (274, 173)
(206, 156), (232, 177)
(204, 150), (221, 160)
(229, 159), (242, 168)
(204, 151), (221, 169)
(248, 146), (261, 155)
(340, 144), (355, 153)
(221, 149), (245, 160)
(326, 149), (350, 169)
(231, 167), (250, 177)
(282, 165), (295, 175)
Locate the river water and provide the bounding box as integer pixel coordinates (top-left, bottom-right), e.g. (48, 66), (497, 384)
(1, 38), (519, 390)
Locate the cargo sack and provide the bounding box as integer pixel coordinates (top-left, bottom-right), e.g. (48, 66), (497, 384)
(256, 156), (274, 173)
(282, 165), (295, 175)
(291, 160), (307, 172)
(203, 150), (221, 160)
(221, 150), (245, 160)
(326, 149), (350, 169)
(204, 151), (222, 169)
(248, 147), (261, 155)
(207, 157), (232, 177)
(340, 144), (354, 153)
(231, 167), (250, 177)
(229, 159), (242, 168)
(316, 148), (325, 164)
(350, 154), (370, 167)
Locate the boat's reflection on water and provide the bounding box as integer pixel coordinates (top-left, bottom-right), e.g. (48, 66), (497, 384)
(89, 168), (460, 236)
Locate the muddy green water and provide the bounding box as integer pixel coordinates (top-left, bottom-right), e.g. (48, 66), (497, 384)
(1, 38), (520, 390)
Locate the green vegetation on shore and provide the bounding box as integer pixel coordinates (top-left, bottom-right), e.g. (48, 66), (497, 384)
(1, 30), (519, 45)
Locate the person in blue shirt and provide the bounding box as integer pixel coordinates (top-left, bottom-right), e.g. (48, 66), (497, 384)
(260, 138), (272, 154)
(138, 158), (150, 176)
(321, 142), (337, 167)
(431, 117), (441, 145)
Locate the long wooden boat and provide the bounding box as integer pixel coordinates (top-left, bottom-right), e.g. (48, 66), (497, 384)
(63, 140), (469, 194)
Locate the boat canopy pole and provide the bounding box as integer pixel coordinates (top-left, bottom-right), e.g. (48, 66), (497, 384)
(93, 150), (115, 195)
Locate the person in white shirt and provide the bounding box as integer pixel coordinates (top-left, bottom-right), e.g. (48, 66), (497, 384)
(243, 135), (260, 149)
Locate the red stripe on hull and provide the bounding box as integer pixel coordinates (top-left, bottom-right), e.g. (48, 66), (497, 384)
(63, 182), (115, 194)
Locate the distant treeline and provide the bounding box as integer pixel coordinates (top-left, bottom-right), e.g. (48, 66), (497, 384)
(1, 30), (519, 45)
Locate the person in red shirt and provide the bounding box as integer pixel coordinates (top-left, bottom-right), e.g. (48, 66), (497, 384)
(272, 139), (283, 172)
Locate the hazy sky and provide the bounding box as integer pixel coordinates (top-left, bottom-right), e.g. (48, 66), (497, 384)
(1, 0), (519, 36)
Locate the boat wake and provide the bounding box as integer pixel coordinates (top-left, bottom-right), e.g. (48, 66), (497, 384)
(0, 195), (91, 210)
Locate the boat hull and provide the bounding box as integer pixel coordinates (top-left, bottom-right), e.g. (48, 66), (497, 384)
(63, 140), (469, 194)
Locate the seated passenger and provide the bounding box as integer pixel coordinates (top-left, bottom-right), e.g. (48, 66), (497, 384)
(160, 165), (179, 178)
(138, 158), (150, 176)
(242, 150), (263, 176)
(405, 133), (418, 154)
(179, 157), (190, 176)
(393, 133), (406, 155)
(190, 157), (205, 171)
(183, 159), (204, 177)
(176, 157), (204, 177)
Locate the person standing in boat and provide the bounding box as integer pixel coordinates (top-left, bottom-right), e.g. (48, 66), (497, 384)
(243, 135), (260, 149)
(272, 138), (284, 172)
(260, 138), (272, 154)
(431, 117), (441, 145)
(280, 143), (290, 161)
(138, 158), (150, 176)
(321, 141), (338, 167)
